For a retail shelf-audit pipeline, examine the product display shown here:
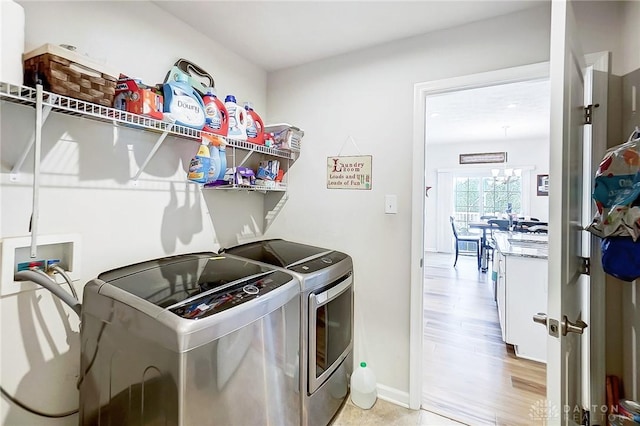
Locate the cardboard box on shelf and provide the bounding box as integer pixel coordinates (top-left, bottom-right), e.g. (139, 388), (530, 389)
(114, 75), (163, 120)
(257, 160), (279, 180)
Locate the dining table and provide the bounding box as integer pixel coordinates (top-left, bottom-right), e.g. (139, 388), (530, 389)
(468, 221), (500, 272)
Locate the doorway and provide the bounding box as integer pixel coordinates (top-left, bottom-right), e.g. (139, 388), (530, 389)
(408, 63), (552, 421)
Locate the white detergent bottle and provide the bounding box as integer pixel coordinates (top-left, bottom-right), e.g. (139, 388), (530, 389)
(350, 362), (377, 409)
(224, 94), (247, 140)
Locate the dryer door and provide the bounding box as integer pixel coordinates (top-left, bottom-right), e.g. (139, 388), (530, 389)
(308, 273), (353, 394)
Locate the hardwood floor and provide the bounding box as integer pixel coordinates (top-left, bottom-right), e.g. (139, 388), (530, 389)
(422, 252), (546, 426)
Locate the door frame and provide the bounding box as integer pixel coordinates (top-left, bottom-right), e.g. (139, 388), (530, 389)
(409, 62), (550, 409)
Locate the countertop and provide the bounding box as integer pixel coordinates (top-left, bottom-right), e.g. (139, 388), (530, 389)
(492, 231), (548, 259)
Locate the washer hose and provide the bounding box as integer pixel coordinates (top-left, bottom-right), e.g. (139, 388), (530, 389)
(14, 269), (81, 317)
(1, 268), (81, 418)
(49, 264), (79, 301)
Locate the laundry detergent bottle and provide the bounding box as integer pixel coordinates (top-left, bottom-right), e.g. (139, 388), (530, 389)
(187, 138), (211, 184)
(202, 87), (229, 137)
(244, 102), (265, 145)
(205, 134), (223, 185)
(163, 73), (206, 129)
(224, 94), (247, 140)
(217, 142), (228, 182)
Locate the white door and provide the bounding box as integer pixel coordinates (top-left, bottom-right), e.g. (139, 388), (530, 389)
(544, 1), (607, 424)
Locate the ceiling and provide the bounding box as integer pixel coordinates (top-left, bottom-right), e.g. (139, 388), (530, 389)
(426, 79), (550, 145)
(153, 1), (549, 145)
(153, 1), (544, 72)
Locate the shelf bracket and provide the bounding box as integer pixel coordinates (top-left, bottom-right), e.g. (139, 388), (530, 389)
(236, 149), (253, 168)
(131, 123), (175, 182)
(264, 191), (289, 231)
(9, 95), (57, 182)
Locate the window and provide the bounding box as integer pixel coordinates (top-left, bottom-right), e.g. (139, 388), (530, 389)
(482, 176), (521, 217)
(453, 175), (522, 234)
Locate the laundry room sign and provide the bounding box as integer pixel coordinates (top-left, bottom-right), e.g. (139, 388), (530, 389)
(326, 155), (372, 190)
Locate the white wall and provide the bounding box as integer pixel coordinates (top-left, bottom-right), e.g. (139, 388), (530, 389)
(572, 0), (639, 76)
(0, 2), (267, 424)
(425, 137), (550, 251)
(619, 1), (640, 75)
(266, 5), (553, 402)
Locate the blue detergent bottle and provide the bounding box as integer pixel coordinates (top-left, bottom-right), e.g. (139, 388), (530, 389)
(205, 134), (223, 185)
(163, 74), (206, 129)
(217, 142), (228, 183)
(187, 139), (211, 184)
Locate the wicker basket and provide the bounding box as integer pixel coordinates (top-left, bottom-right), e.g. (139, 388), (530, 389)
(23, 44), (118, 107)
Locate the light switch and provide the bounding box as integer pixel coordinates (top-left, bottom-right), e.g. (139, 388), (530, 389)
(385, 194), (398, 214)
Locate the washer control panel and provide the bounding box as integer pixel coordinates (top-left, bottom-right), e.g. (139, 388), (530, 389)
(170, 270), (292, 319)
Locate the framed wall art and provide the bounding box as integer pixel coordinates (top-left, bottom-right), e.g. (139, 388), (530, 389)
(459, 152), (507, 165)
(537, 174), (549, 196)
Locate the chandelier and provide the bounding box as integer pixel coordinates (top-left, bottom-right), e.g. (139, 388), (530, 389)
(491, 166), (521, 182)
(491, 126), (521, 182)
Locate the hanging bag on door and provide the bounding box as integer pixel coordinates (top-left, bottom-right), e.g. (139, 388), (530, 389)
(587, 127), (640, 281)
(587, 127), (640, 240)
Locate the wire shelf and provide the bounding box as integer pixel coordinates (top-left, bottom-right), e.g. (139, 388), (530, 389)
(0, 81), (295, 160)
(204, 183), (288, 192)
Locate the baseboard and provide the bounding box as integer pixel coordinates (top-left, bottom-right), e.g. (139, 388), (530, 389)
(376, 384), (411, 409)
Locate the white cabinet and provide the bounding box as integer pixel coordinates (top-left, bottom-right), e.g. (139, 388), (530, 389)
(494, 251), (507, 342)
(494, 251), (548, 363)
(505, 256), (548, 363)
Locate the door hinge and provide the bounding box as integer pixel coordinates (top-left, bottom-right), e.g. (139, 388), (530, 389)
(579, 256), (590, 275)
(584, 103), (600, 125)
(581, 408), (590, 426)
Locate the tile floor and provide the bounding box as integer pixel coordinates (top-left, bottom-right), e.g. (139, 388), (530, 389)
(332, 398), (466, 426)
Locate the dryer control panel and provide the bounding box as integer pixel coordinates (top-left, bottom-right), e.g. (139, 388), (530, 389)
(289, 251), (349, 274)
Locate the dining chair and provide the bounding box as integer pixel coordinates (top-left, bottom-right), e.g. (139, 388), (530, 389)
(449, 216), (481, 269)
(487, 219), (511, 231)
(479, 215), (498, 239)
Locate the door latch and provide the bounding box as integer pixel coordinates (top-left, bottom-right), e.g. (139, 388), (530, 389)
(532, 312), (560, 337)
(533, 312), (587, 337)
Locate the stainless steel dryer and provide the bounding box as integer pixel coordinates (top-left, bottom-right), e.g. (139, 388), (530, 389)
(221, 239), (353, 426)
(79, 252), (300, 425)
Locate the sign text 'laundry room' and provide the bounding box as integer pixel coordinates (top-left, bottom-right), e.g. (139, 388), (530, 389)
(326, 155), (372, 190)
